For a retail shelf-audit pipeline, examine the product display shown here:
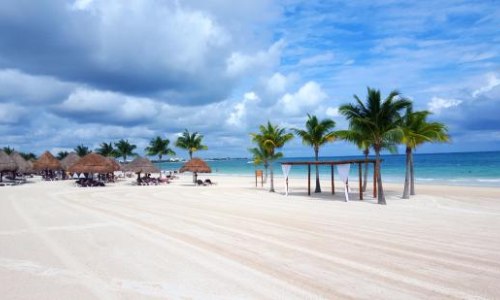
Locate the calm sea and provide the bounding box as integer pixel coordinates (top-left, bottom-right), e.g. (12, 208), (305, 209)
(155, 151), (500, 187)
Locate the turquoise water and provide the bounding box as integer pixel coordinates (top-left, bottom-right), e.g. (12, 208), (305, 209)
(155, 151), (500, 187)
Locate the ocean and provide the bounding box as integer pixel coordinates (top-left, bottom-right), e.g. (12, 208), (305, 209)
(155, 151), (500, 187)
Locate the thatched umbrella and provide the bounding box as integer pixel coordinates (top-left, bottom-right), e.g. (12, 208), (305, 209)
(68, 153), (115, 175)
(0, 151), (17, 182)
(179, 158), (211, 183)
(10, 152), (31, 174)
(33, 151), (62, 171)
(107, 157), (122, 172)
(122, 156), (159, 179)
(60, 152), (80, 171)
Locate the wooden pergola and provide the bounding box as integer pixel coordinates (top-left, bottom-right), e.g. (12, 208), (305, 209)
(280, 159), (378, 200)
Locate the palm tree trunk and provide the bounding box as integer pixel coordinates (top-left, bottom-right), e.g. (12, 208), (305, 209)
(269, 162), (275, 192)
(0, 171), (3, 182)
(189, 151), (193, 160)
(314, 148), (321, 193)
(363, 148), (369, 192)
(402, 147), (411, 199)
(375, 149), (386, 205)
(264, 162), (268, 183)
(410, 151), (416, 195)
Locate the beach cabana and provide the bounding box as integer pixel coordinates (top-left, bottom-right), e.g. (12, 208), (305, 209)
(10, 152), (31, 174)
(179, 158), (211, 183)
(122, 156), (159, 179)
(0, 151), (17, 182)
(33, 151), (62, 171)
(107, 157), (122, 172)
(60, 152), (80, 171)
(33, 151), (62, 180)
(67, 153), (115, 175)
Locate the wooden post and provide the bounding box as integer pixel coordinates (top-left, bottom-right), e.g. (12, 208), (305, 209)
(358, 162), (363, 200)
(331, 165), (335, 194)
(373, 162), (377, 198)
(307, 164), (311, 196)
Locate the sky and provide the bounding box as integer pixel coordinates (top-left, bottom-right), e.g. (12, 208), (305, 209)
(0, 0), (499, 159)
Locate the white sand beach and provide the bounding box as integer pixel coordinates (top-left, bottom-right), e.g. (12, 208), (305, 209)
(1, 175), (499, 299)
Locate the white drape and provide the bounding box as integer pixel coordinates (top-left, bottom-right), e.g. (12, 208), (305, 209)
(337, 164), (351, 202)
(281, 164), (292, 196)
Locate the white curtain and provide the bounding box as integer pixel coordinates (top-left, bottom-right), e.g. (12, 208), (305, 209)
(281, 164), (292, 196)
(337, 164), (351, 202)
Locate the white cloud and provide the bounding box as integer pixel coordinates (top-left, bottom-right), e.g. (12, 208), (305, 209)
(298, 52), (335, 66)
(0, 69), (74, 104)
(472, 73), (500, 98)
(226, 40), (285, 77)
(276, 81), (328, 116)
(57, 89), (159, 125)
(427, 97), (462, 114)
(266, 73), (288, 95)
(0, 103), (27, 124)
(325, 107), (340, 117)
(226, 92), (260, 128)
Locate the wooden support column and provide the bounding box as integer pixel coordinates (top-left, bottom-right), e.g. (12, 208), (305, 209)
(307, 164), (311, 196)
(358, 162), (363, 200)
(373, 162), (377, 198)
(331, 165), (335, 195)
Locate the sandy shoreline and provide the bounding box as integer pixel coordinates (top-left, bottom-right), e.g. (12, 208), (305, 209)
(1, 174), (499, 299)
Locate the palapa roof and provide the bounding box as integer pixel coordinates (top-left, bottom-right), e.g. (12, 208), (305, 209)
(179, 158), (211, 173)
(10, 152), (31, 173)
(122, 156), (159, 174)
(68, 153), (115, 174)
(0, 151), (17, 172)
(33, 151), (62, 171)
(107, 157), (122, 172)
(60, 152), (80, 170)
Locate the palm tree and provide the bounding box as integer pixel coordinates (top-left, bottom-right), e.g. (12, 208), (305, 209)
(340, 87), (411, 205)
(2, 146), (14, 155)
(96, 142), (117, 158)
(248, 144), (271, 183)
(145, 136), (176, 161)
(114, 139), (137, 162)
(74, 144), (91, 157)
(175, 129), (207, 160)
(20, 152), (37, 161)
(292, 114), (337, 193)
(251, 121), (294, 192)
(57, 151), (69, 160)
(400, 107), (449, 198)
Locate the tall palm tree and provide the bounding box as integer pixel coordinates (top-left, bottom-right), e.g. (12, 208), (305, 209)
(175, 129), (207, 160)
(248, 144), (271, 183)
(74, 144), (91, 157)
(114, 139), (137, 162)
(292, 114), (337, 193)
(340, 87), (411, 205)
(251, 121), (294, 192)
(400, 107), (449, 198)
(56, 151), (69, 160)
(96, 142), (117, 157)
(145, 136), (176, 161)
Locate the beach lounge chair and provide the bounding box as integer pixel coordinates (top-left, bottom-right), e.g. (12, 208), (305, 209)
(204, 179), (216, 185)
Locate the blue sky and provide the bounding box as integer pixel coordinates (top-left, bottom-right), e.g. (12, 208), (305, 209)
(0, 0), (499, 158)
